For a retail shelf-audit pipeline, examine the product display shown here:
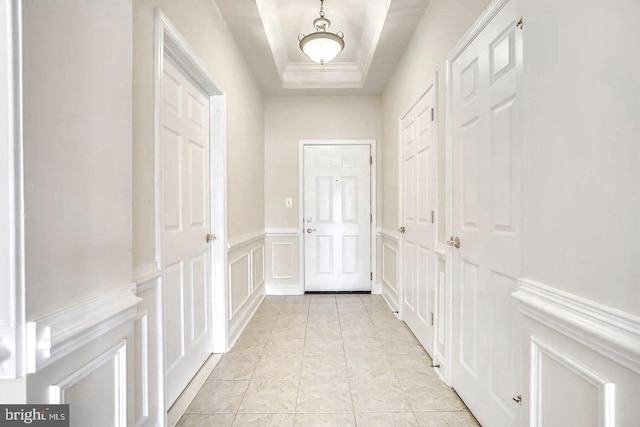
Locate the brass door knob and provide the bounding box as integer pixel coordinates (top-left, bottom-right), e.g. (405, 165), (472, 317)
(399, 226), (406, 234)
(447, 236), (461, 248)
(206, 233), (216, 243)
(306, 228), (317, 234)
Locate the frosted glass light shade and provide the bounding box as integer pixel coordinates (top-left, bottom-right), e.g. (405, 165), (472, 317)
(299, 31), (345, 65)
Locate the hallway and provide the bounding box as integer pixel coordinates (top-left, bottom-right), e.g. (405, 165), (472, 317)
(178, 295), (478, 426)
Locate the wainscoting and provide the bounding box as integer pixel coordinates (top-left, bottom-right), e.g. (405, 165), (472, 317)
(23, 286), (140, 426)
(227, 231), (266, 347)
(265, 229), (301, 295)
(379, 228), (401, 312)
(513, 280), (640, 426)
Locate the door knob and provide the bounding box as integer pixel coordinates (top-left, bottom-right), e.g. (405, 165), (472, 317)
(206, 233), (216, 243)
(306, 228), (316, 234)
(399, 226), (406, 234)
(447, 236), (461, 248)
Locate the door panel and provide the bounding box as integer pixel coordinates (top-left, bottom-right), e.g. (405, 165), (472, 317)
(450, 0), (522, 424)
(400, 82), (437, 356)
(162, 56), (212, 407)
(304, 145), (371, 292)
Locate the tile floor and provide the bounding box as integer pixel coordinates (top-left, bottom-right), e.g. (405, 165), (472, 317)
(178, 294), (480, 427)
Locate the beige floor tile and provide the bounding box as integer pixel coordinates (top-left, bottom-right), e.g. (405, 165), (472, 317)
(308, 310), (340, 320)
(336, 300), (367, 312)
(264, 295), (285, 303)
(303, 336), (344, 355)
(284, 295), (311, 304)
(186, 380), (249, 413)
(346, 353), (396, 380)
(232, 413), (295, 427)
(208, 356), (259, 381)
(296, 380), (353, 413)
(270, 325), (307, 339)
(400, 377), (468, 412)
(226, 336), (267, 357)
(253, 355), (302, 380)
(309, 302), (338, 313)
(238, 380), (298, 413)
(341, 324), (377, 338)
(310, 294), (336, 301)
(389, 353), (436, 379)
(381, 337), (429, 355)
(300, 355), (348, 380)
(294, 412), (356, 426)
(306, 323), (342, 339)
(281, 303), (311, 313)
(263, 338), (305, 356)
(350, 379), (411, 412)
(355, 412), (420, 427)
(337, 311), (369, 322)
(414, 411), (480, 427)
(177, 413), (235, 427)
(342, 337), (385, 355)
(276, 312), (309, 324)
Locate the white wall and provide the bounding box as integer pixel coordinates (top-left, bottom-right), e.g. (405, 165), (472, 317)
(520, 0), (640, 315)
(264, 96), (382, 292)
(133, 0), (265, 270)
(22, 0), (133, 319)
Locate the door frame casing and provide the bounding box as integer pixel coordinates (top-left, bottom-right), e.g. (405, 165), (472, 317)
(444, 0), (515, 387)
(153, 7), (228, 401)
(298, 139), (377, 294)
(396, 74), (439, 356)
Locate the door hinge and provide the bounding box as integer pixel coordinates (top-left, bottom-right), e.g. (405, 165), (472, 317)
(429, 312), (434, 326)
(370, 156), (373, 165)
(516, 17), (524, 29)
(370, 272), (373, 281)
(431, 210), (434, 224)
(431, 108), (435, 121)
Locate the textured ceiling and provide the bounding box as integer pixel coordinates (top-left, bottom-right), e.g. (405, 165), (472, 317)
(215, 0), (431, 96)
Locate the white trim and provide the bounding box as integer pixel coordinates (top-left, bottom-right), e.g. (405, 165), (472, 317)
(266, 284), (303, 296)
(154, 9), (228, 358)
(530, 336), (616, 427)
(166, 354), (222, 427)
(228, 283), (266, 348)
(256, 0), (390, 88)
(298, 139), (377, 295)
(434, 242), (447, 261)
(26, 286), (140, 373)
(49, 341), (127, 427)
(227, 230), (266, 251)
(265, 228), (300, 237)
(133, 263), (162, 287)
(380, 228), (401, 241)
(513, 279), (640, 374)
(270, 242), (295, 280)
(0, 0), (25, 380)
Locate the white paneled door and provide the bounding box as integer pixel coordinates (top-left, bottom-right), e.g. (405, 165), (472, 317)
(162, 56), (213, 407)
(450, 0), (522, 425)
(304, 145), (371, 292)
(400, 82), (437, 357)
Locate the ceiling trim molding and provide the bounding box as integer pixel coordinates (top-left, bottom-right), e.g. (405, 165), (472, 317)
(257, 0), (391, 87)
(255, 0), (289, 81)
(355, 0), (391, 82)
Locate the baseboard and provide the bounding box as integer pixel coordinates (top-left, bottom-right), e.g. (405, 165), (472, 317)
(228, 283), (266, 348)
(167, 353), (222, 427)
(266, 283), (303, 295)
(381, 283), (399, 314)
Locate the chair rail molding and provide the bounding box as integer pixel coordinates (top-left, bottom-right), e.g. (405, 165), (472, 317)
(265, 228), (299, 237)
(26, 285), (141, 373)
(227, 230), (266, 251)
(380, 228), (401, 241)
(513, 279), (640, 374)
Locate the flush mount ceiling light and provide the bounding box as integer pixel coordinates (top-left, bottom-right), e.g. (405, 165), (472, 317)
(298, 0), (345, 65)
